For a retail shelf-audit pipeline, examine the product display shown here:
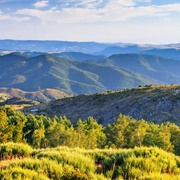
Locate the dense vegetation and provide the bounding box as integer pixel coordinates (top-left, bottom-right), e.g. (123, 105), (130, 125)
(1, 106), (180, 155)
(1, 106), (180, 179)
(1, 143), (180, 179)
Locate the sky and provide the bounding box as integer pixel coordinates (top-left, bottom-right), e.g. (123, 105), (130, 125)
(0, 0), (180, 44)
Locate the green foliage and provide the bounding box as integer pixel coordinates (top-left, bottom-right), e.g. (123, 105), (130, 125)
(78, 147), (180, 180)
(0, 107), (12, 143)
(75, 117), (106, 149)
(0, 167), (50, 180)
(1, 143), (180, 180)
(104, 114), (174, 153)
(36, 150), (96, 174)
(1, 107), (180, 156)
(0, 142), (33, 159)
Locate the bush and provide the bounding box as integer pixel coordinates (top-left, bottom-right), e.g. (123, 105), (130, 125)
(36, 150), (96, 174)
(0, 142), (33, 159)
(0, 167), (50, 180)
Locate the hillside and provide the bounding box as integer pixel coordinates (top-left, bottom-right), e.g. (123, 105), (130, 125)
(0, 87), (69, 102)
(92, 54), (180, 84)
(0, 53), (164, 94)
(56, 52), (105, 61)
(28, 84), (180, 126)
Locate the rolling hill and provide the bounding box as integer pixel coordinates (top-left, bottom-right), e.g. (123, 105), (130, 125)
(91, 53), (180, 84)
(96, 45), (180, 60)
(0, 87), (69, 102)
(27, 84), (180, 126)
(0, 52), (166, 94)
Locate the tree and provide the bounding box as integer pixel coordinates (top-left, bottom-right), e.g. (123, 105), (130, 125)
(104, 114), (130, 148)
(166, 122), (180, 155)
(75, 117), (106, 149)
(0, 107), (12, 143)
(143, 123), (173, 152)
(9, 111), (27, 143)
(24, 114), (45, 148)
(124, 119), (148, 148)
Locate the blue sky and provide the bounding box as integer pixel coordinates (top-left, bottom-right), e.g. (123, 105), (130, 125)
(0, 0), (180, 44)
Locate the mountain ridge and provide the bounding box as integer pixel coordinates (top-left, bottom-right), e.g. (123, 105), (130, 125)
(0, 52), (168, 94)
(26, 84), (180, 126)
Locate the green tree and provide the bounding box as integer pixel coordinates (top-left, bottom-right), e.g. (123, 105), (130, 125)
(0, 107), (12, 143)
(24, 114), (45, 148)
(166, 122), (180, 155)
(143, 123), (173, 151)
(8, 111), (27, 143)
(76, 117), (106, 149)
(124, 119), (149, 148)
(104, 114), (130, 148)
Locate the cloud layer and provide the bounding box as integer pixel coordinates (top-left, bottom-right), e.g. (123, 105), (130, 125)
(0, 0), (180, 43)
(10, 0), (180, 24)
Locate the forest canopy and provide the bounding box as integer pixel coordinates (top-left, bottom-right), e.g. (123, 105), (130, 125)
(1, 106), (180, 155)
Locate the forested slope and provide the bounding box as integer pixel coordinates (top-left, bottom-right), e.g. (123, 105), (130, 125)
(1, 52), (180, 94)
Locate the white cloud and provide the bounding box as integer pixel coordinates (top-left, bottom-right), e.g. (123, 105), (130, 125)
(34, 0), (49, 8)
(13, 1), (180, 24)
(136, 0), (152, 2)
(14, 17), (31, 22)
(106, 0), (136, 7)
(0, 10), (30, 22)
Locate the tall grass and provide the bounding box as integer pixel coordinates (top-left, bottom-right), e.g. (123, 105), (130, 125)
(1, 143), (180, 180)
(0, 142), (33, 159)
(36, 150), (96, 173)
(0, 167), (50, 180)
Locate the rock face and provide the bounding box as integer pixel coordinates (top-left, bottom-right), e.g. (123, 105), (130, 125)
(33, 84), (180, 126)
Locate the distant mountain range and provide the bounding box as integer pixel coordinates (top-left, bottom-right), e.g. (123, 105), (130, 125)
(0, 51), (180, 94)
(97, 45), (180, 60)
(0, 40), (180, 94)
(0, 39), (110, 54)
(1, 40), (180, 60)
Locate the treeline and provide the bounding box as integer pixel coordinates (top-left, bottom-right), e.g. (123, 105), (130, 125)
(1, 106), (180, 155)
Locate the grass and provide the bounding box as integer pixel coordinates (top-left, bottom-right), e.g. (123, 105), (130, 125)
(1, 143), (180, 179)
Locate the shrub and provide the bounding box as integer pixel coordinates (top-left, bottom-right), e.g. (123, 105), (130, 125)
(0, 167), (50, 180)
(0, 142), (33, 159)
(36, 150), (96, 173)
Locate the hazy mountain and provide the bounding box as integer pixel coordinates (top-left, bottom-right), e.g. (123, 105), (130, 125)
(97, 46), (180, 60)
(27, 84), (180, 126)
(55, 52), (106, 61)
(92, 54), (180, 84)
(1, 40), (180, 60)
(0, 53), (164, 94)
(0, 39), (110, 54)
